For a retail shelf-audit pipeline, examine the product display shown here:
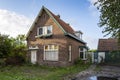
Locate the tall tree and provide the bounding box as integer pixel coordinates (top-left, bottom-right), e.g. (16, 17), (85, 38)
(95, 0), (120, 43)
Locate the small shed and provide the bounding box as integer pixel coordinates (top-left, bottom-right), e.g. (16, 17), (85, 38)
(97, 38), (119, 63)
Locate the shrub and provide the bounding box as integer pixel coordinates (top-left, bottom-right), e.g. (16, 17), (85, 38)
(5, 56), (25, 65)
(0, 58), (6, 66)
(74, 58), (84, 65)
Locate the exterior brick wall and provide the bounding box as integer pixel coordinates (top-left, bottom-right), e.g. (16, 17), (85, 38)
(27, 10), (86, 66)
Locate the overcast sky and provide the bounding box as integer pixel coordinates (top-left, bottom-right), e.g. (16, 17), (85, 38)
(0, 0), (107, 49)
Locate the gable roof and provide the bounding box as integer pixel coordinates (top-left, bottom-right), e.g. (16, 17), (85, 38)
(47, 9), (75, 35)
(26, 6), (86, 44)
(98, 38), (119, 51)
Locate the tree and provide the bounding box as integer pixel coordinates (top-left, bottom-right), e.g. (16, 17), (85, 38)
(10, 34), (27, 57)
(0, 33), (27, 65)
(95, 0), (120, 43)
(16, 34), (26, 46)
(0, 34), (12, 58)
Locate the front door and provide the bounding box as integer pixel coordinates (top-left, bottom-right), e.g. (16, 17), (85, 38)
(31, 50), (37, 64)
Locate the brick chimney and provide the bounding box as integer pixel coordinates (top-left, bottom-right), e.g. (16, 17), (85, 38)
(57, 14), (60, 18)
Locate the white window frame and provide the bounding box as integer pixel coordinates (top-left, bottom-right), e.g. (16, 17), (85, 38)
(79, 48), (87, 60)
(37, 25), (52, 36)
(68, 45), (72, 61)
(44, 45), (59, 61)
(37, 27), (42, 36)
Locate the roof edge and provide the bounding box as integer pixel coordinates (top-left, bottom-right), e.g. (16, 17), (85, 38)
(26, 6), (45, 38)
(65, 33), (86, 44)
(43, 7), (67, 34)
(26, 6), (67, 38)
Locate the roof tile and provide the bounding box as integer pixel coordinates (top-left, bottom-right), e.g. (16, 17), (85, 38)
(47, 8), (75, 35)
(98, 38), (119, 51)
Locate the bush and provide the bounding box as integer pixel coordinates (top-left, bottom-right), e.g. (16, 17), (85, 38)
(74, 58), (84, 65)
(0, 58), (6, 66)
(5, 56), (25, 65)
(105, 51), (120, 63)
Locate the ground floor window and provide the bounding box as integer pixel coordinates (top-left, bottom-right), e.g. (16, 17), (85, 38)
(79, 48), (87, 60)
(44, 45), (59, 61)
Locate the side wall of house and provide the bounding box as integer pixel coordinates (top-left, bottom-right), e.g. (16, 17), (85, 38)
(66, 37), (85, 64)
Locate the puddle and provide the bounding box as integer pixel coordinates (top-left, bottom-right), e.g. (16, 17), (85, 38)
(88, 76), (118, 80)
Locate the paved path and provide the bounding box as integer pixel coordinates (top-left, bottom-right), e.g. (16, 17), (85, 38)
(74, 64), (96, 80)
(96, 66), (120, 80)
(73, 64), (120, 80)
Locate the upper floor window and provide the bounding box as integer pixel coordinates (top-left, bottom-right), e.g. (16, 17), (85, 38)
(37, 25), (52, 36)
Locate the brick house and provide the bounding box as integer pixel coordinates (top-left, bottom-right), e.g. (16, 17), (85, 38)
(97, 38), (119, 63)
(26, 6), (88, 66)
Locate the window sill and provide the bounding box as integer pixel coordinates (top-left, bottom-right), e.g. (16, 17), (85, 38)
(43, 60), (58, 62)
(81, 58), (87, 61)
(35, 33), (52, 38)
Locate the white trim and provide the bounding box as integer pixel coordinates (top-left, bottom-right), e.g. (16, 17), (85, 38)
(31, 50), (37, 64)
(44, 46), (45, 60)
(83, 48), (87, 60)
(37, 25), (53, 37)
(68, 45), (72, 61)
(44, 45), (59, 61)
(29, 46), (39, 50)
(37, 27), (39, 36)
(80, 48), (87, 60)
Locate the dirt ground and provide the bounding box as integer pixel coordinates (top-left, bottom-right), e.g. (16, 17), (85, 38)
(73, 64), (120, 80)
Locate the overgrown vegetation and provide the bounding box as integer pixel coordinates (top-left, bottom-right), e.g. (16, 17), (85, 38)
(0, 33), (26, 65)
(0, 63), (90, 80)
(0, 33), (91, 79)
(105, 51), (120, 64)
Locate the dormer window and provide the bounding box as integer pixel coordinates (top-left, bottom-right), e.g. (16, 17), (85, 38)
(75, 31), (83, 39)
(37, 25), (52, 37)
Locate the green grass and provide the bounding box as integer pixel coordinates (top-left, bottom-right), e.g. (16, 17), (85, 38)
(0, 64), (90, 80)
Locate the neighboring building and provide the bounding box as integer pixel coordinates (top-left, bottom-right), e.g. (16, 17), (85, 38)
(26, 6), (88, 66)
(97, 38), (119, 63)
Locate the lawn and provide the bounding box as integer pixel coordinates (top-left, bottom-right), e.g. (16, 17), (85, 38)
(0, 63), (90, 80)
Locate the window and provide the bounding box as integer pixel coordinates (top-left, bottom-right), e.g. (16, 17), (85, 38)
(47, 26), (52, 34)
(68, 45), (72, 61)
(79, 48), (87, 60)
(37, 25), (52, 36)
(39, 28), (43, 35)
(44, 45), (58, 61)
(80, 48), (84, 59)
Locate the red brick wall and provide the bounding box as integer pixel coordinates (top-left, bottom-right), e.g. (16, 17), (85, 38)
(66, 37), (85, 63)
(27, 10), (85, 66)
